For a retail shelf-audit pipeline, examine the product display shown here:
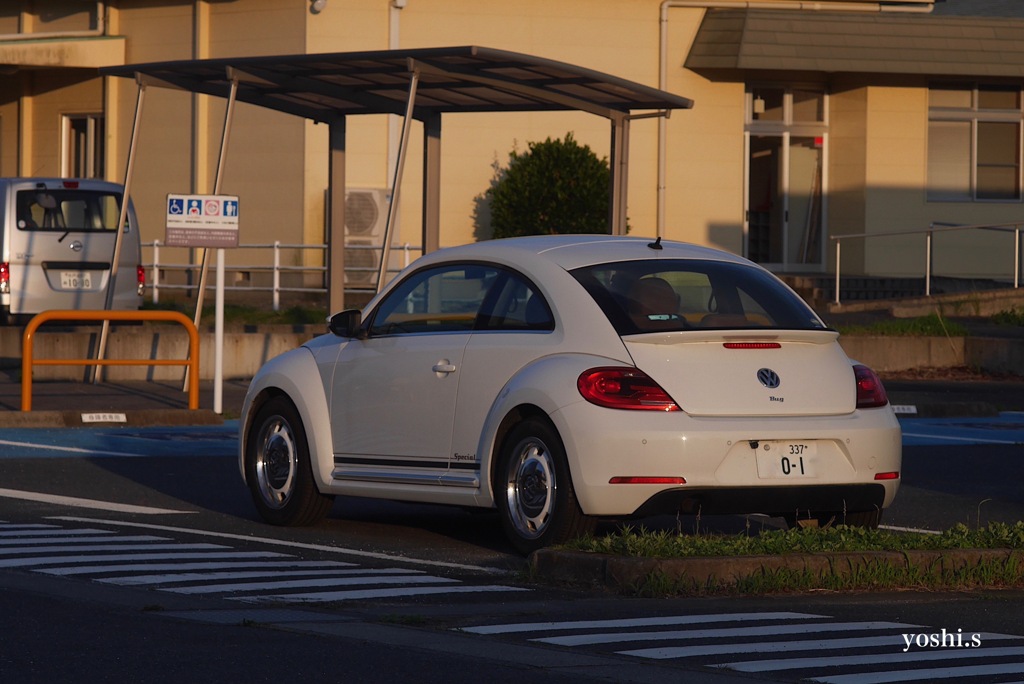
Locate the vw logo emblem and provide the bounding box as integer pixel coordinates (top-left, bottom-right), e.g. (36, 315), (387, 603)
(757, 368), (781, 389)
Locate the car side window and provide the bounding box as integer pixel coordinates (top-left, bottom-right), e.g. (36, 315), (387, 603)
(477, 272), (554, 331)
(368, 264), (497, 336)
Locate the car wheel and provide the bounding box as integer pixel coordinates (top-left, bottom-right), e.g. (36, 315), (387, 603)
(786, 509), (882, 529)
(245, 396), (334, 526)
(497, 418), (595, 554)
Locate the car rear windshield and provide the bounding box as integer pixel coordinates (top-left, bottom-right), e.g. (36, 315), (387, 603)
(16, 189), (124, 232)
(570, 259), (826, 335)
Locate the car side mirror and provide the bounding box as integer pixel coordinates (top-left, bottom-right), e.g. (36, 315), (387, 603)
(328, 309), (365, 338)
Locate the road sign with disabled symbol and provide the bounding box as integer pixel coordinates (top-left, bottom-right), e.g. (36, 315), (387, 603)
(165, 193), (240, 248)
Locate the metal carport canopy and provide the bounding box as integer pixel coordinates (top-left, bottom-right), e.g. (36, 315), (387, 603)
(101, 45), (694, 311)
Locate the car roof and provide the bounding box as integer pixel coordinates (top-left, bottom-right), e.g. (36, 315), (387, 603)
(422, 235), (753, 271)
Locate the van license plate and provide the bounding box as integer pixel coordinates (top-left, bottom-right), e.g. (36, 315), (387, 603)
(755, 441), (818, 478)
(60, 271), (93, 289)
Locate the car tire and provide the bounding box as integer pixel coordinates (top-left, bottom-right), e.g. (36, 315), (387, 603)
(786, 508), (883, 529)
(245, 396), (334, 526)
(496, 417), (595, 554)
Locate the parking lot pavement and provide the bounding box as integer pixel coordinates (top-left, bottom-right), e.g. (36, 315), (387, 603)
(0, 370), (249, 427)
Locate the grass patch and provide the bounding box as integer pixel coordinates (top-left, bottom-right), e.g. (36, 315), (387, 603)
(835, 313), (968, 337)
(143, 300), (327, 326)
(564, 522), (1024, 558)
(557, 523), (1024, 596)
(993, 306), (1024, 327)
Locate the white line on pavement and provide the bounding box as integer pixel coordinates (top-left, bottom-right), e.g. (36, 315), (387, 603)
(0, 488), (193, 515)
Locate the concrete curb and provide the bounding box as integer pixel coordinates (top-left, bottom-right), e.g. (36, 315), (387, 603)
(530, 548), (1024, 593)
(0, 409), (224, 429)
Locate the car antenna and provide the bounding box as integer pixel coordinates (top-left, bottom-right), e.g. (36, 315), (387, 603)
(647, 236), (663, 250)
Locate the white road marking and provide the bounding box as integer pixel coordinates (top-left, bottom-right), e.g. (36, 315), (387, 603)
(39, 560), (354, 576)
(810, 662), (1024, 683)
(900, 432), (1020, 446)
(167, 573), (457, 595)
(0, 488), (193, 515)
(98, 566), (401, 586)
(537, 621), (917, 647)
(235, 584), (529, 603)
(0, 551), (285, 568)
(0, 439), (142, 457)
(716, 646), (1024, 673)
(458, 612), (828, 635)
(52, 515), (511, 575)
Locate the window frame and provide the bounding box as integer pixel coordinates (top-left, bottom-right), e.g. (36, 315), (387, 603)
(927, 83), (1024, 203)
(61, 113), (105, 179)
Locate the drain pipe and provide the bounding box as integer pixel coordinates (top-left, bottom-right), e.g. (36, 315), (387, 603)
(656, 0), (934, 237)
(2, 2), (107, 41)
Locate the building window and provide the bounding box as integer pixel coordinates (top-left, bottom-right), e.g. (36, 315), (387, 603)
(62, 114), (105, 179)
(928, 84), (1022, 202)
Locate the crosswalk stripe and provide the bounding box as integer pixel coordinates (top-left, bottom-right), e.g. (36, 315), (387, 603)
(168, 573), (456, 595)
(39, 560), (354, 576)
(0, 535), (166, 546)
(0, 543), (227, 555)
(3, 521), (516, 604)
(236, 584), (530, 603)
(811, 662), (1024, 683)
(0, 551), (286, 568)
(715, 644), (1024, 673)
(97, 567), (372, 586)
(458, 612), (828, 635)
(621, 635), (916, 660)
(538, 621), (917, 647)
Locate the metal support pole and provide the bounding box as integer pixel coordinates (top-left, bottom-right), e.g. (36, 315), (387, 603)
(925, 231), (932, 297)
(834, 240), (841, 306)
(273, 240), (281, 312)
(152, 239), (161, 304)
(95, 78), (146, 382)
(183, 75), (238, 413)
(377, 67), (419, 293)
(1015, 227), (1020, 289)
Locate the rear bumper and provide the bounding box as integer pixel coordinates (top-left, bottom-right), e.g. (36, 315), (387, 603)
(630, 483), (889, 518)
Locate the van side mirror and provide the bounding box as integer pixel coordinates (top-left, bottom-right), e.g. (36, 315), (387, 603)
(328, 309), (365, 338)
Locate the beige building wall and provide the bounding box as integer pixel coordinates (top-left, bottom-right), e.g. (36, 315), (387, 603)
(9, 0), (1024, 290)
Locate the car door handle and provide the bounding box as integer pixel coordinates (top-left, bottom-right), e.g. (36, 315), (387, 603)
(432, 362), (457, 375)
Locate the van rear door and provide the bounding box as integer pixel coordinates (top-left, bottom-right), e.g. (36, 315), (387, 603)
(7, 180), (141, 316)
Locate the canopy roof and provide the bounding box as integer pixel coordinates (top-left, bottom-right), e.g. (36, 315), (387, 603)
(101, 45), (693, 124)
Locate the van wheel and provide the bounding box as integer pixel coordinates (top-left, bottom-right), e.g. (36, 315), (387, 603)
(244, 396), (334, 526)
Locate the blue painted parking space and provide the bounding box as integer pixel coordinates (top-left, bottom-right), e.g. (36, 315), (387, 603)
(0, 420), (240, 459)
(899, 413), (1024, 447)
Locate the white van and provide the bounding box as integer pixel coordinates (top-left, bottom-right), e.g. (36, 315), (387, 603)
(0, 178), (144, 325)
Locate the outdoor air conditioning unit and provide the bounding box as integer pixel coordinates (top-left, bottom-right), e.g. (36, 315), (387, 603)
(343, 188), (389, 287)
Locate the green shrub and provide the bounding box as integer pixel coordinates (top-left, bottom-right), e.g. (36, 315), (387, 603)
(836, 313), (968, 337)
(486, 132), (611, 238)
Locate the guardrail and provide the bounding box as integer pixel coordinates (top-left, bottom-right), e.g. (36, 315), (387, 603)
(143, 240), (421, 310)
(831, 221), (1023, 306)
(21, 310), (200, 412)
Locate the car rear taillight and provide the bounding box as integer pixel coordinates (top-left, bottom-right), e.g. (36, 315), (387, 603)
(62, 181), (80, 189)
(854, 364), (888, 408)
(578, 367), (680, 411)
(0, 262), (9, 294)
(723, 342), (781, 349)
(136, 265), (146, 295)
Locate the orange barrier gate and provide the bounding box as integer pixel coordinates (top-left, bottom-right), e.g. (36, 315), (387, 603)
(21, 310), (200, 412)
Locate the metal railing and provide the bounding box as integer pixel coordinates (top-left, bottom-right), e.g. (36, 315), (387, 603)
(21, 309), (200, 412)
(143, 240), (422, 310)
(831, 221), (1023, 306)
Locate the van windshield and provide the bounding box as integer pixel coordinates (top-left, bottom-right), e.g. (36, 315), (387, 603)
(16, 189), (124, 232)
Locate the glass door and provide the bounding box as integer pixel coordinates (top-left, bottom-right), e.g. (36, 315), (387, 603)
(745, 88), (826, 270)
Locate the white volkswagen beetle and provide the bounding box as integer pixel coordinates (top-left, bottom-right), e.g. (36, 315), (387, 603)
(239, 236), (901, 553)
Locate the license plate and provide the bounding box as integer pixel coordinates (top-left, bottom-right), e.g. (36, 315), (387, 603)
(60, 271), (93, 289)
(755, 441), (818, 478)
